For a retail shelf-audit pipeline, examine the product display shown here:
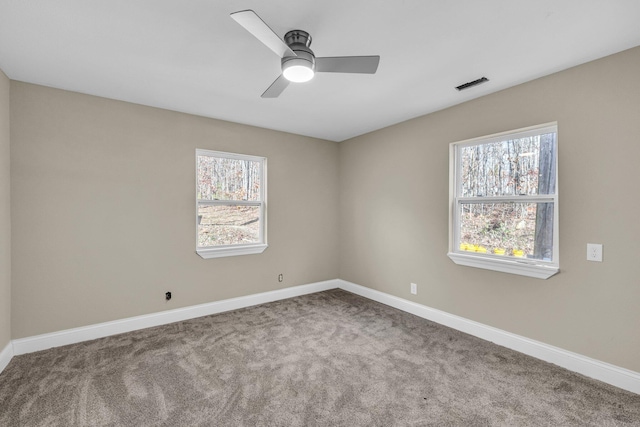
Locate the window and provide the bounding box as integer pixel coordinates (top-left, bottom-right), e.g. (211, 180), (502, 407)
(448, 123), (559, 279)
(196, 149), (267, 259)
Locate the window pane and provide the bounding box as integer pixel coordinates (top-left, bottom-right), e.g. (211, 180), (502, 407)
(198, 205), (260, 247)
(459, 202), (554, 261)
(459, 132), (556, 197)
(197, 155), (261, 201)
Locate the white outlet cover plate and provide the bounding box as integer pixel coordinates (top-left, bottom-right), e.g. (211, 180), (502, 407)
(587, 243), (603, 262)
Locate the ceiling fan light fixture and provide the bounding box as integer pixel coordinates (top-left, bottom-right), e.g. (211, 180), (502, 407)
(230, 11), (380, 97)
(282, 57), (315, 83)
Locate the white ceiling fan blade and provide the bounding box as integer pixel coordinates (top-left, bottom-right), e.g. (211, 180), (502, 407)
(231, 10), (295, 58)
(315, 56), (380, 74)
(261, 74), (290, 98)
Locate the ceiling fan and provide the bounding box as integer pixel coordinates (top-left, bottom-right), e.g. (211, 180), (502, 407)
(230, 10), (380, 98)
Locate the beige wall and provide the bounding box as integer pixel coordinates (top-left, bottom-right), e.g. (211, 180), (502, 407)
(10, 82), (340, 338)
(339, 46), (640, 372)
(0, 69), (10, 351)
(6, 47), (640, 374)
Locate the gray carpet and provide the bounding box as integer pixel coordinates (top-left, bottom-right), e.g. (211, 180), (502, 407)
(0, 289), (639, 426)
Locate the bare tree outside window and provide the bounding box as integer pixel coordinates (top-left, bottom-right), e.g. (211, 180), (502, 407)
(196, 150), (266, 257)
(455, 128), (557, 262)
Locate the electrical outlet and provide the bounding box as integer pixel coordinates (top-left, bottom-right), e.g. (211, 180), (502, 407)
(587, 243), (603, 262)
(410, 283), (417, 295)
(278, 273), (283, 282)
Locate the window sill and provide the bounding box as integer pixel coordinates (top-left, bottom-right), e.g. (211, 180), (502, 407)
(447, 252), (559, 279)
(197, 244), (268, 259)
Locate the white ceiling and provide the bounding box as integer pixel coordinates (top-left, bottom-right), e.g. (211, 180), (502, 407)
(1, 1), (639, 142)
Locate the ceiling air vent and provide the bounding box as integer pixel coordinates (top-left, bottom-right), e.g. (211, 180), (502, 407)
(455, 77), (489, 91)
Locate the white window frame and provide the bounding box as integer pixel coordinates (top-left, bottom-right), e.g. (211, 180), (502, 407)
(196, 149), (267, 259)
(448, 122), (559, 279)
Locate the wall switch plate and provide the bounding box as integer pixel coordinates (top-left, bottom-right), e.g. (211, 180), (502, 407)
(410, 283), (417, 295)
(587, 243), (603, 262)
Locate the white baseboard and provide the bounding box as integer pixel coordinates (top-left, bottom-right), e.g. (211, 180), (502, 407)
(6, 278), (639, 396)
(337, 279), (640, 395)
(0, 341), (13, 374)
(11, 279), (339, 356)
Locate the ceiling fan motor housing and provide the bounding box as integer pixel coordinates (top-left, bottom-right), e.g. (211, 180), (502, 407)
(284, 30), (312, 48)
(281, 30), (315, 72)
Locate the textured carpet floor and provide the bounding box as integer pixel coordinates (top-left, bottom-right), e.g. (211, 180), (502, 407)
(0, 289), (639, 426)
